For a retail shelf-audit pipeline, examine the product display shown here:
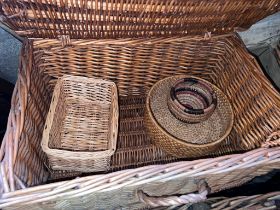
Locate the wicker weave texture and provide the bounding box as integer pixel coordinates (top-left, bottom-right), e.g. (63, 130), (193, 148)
(34, 35), (280, 153)
(0, 0), (279, 39)
(1, 35), (280, 209)
(42, 75), (119, 172)
(49, 95), (177, 180)
(8, 35), (280, 184)
(145, 75), (234, 158)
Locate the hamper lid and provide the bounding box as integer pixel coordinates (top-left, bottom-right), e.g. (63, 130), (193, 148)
(0, 0), (279, 39)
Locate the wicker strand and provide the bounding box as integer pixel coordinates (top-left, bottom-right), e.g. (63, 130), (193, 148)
(59, 35), (72, 48)
(204, 32), (212, 40)
(5, 0), (27, 19)
(262, 130), (280, 148)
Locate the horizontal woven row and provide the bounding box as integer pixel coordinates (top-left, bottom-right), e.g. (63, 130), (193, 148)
(0, 0), (279, 38)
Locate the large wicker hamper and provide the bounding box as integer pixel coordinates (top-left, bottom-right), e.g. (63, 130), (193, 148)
(0, 0), (280, 209)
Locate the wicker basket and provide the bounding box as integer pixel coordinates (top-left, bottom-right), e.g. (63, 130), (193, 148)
(145, 75), (234, 158)
(41, 75), (119, 172)
(0, 0), (280, 209)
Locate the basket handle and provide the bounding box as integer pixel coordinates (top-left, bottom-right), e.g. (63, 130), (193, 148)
(137, 180), (210, 207)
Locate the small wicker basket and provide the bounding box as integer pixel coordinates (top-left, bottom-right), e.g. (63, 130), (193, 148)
(41, 75), (119, 172)
(168, 77), (217, 123)
(145, 76), (234, 158)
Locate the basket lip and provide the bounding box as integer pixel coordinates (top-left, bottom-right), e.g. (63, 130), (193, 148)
(41, 75), (118, 159)
(146, 75), (234, 148)
(58, 74), (118, 85)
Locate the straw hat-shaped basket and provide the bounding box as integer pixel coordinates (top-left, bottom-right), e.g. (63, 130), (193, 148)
(145, 76), (234, 158)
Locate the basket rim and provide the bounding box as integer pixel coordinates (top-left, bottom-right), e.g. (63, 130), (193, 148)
(41, 75), (118, 159)
(0, 146), (279, 208)
(146, 75), (234, 148)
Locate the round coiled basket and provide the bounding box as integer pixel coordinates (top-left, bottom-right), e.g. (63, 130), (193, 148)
(168, 77), (217, 123)
(145, 75), (234, 158)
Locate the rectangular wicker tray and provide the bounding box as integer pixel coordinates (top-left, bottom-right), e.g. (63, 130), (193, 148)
(41, 75), (119, 172)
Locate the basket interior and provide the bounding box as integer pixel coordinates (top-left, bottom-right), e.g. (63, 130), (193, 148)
(48, 77), (114, 152)
(13, 35), (280, 188)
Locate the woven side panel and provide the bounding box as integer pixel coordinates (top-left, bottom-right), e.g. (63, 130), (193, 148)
(0, 0), (279, 39)
(38, 38), (221, 96)
(215, 39), (280, 150)
(12, 45), (50, 188)
(3, 160), (280, 209)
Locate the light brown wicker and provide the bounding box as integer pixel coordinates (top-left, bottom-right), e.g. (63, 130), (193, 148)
(145, 75), (234, 158)
(0, 0), (280, 209)
(41, 75), (119, 172)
